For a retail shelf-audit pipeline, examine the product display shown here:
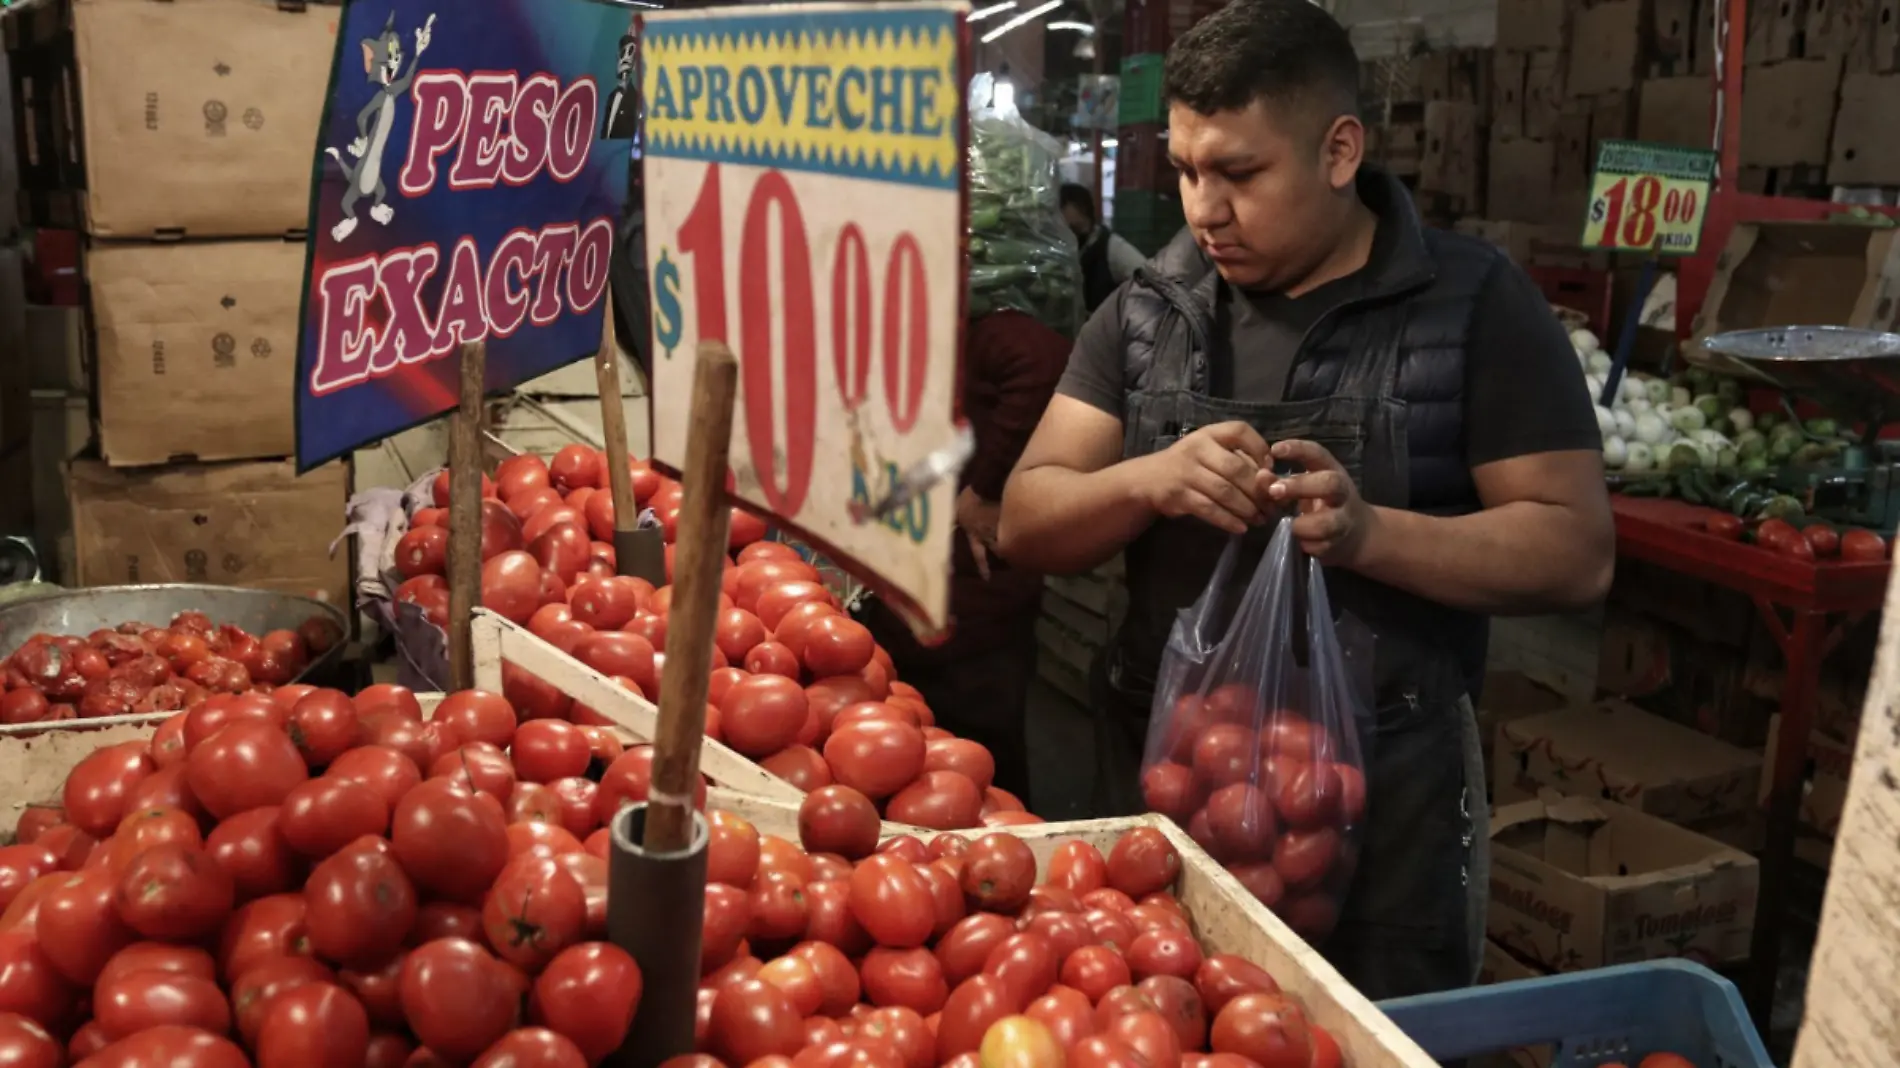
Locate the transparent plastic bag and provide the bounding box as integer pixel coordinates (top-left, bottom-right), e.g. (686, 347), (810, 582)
(966, 74), (1084, 336)
(1139, 518), (1372, 943)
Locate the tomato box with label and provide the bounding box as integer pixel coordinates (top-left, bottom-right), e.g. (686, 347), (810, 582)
(640, 2), (969, 634)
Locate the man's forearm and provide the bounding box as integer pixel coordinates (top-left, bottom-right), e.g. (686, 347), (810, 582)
(1349, 502), (1614, 614)
(998, 460), (1157, 575)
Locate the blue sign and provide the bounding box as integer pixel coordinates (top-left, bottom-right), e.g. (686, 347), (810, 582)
(295, 0), (635, 471)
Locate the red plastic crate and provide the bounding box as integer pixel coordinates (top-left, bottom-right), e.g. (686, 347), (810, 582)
(1115, 123), (1175, 195)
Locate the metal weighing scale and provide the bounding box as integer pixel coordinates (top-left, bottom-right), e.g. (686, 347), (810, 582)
(1698, 326), (1900, 535)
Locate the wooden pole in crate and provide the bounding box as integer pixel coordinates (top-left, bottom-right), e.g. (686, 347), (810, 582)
(1792, 567), (1900, 1068)
(593, 299), (666, 585)
(445, 340), (487, 691)
(643, 340), (736, 851)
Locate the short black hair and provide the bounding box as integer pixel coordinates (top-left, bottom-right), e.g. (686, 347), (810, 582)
(1059, 183), (1096, 221)
(1163, 0), (1360, 122)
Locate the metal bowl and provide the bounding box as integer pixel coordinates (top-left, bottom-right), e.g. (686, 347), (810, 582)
(0, 584), (350, 680)
(1697, 326), (1900, 427)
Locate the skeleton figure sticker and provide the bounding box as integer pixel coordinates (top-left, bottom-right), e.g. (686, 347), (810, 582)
(326, 12), (435, 242)
(292, 0), (633, 471)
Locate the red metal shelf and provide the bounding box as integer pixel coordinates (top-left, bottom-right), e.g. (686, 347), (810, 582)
(1612, 496), (1890, 613)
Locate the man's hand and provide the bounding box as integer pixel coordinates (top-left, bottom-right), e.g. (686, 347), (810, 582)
(1134, 422), (1273, 535)
(956, 486), (1002, 580)
(1257, 439), (1376, 564)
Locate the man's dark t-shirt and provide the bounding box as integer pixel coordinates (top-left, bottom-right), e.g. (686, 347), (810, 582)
(1057, 222), (1603, 470)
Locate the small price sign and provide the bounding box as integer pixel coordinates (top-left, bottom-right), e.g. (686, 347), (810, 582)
(1580, 139), (1717, 256)
(641, 2), (968, 632)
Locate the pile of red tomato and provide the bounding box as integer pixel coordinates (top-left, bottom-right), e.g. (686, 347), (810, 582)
(2, 613), (344, 730)
(0, 683), (1343, 1068)
(390, 449), (1028, 831)
(678, 789), (1345, 1068)
(1699, 512), (1889, 563)
(1136, 689), (1364, 943)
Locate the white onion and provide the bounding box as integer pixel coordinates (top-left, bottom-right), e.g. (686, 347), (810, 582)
(1634, 412), (1669, 444)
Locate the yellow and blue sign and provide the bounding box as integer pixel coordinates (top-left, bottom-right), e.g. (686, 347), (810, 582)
(641, 8), (961, 190)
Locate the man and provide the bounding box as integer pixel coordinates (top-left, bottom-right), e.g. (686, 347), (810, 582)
(859, 309), (1071, 807)
(998, 0), (1613, 1000)
(1061, 183), (1147, 313)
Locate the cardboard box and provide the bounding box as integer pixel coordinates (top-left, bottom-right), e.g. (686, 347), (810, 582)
(1487, 135), (1556, 222)
(87, 239), (300, 467)
(1690, 221), (1900, 339)
(68, 458), (348, 604)
(1473, 942), (1553, 1068)
(1477, 670), (1570, 794)
(7, 0), (338, 238)
(1455, 218), (1545, 264)
(1489, 796), (1759, 972)
(1807, 0), (1871, 63)
(1638, 75), (1714, 147)
(1741, 58), (1845, 167)
(1498, 0), (1569, 50)
(1421, 101), (1483, 206)
(1767, 0), (1812, 59)
(1588, 88), (1636, 148)
(1494, 700), (1765, 825)
(1522, 51), (1566, 139)
(1568, 0), (1651, 96)
(1493, 53), (1528, 136)
(1829, 72), (1900, 183)
(1372, 122), (1426, 177)
(29, 391), (87, 582)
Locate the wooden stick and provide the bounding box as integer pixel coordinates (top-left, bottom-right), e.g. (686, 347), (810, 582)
(644, 341), (737, 853)
(1792, 568), (1900, 1068)
(445, 340), (488, 692)
(594, 297), (641, 534)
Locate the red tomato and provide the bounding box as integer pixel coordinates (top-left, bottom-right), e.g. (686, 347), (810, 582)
(1060, 946), (1131, 1004)
(511, 720), (592, 784)
(936, 975), (1016, 1060)
(1125, 929), (1203, 982)
(861, 947), (950, 1015)
(569, 577), (641, 631)
(549, 445), (603, 492)
(400, 939), (520, 1062)
(304, 836), (419, 969)
(325, 746), (423, 813)
(801, 616), (875, 678)
(94, 970), (231, 1040)
(708, 978), (804, 1064)
(390, 780), (509, 904)
(482, 856), (585, 972)
(219, 894), (312, 983)
(62, 743), (156, 838)
(529, 942), (643, 1064)
(434, 690), (519, 750)
(0, 847), (58, 916)
(36, 868), (134, 985)
(1204, 784), (1277, 864)
(255, 979), (372, 1068)
(481, 552), (545, 625)
(78, 1025), (249, 1068)
(1842, 528), (1889, 562)
(574, 632), (659, 697)
(825, 720), (926, 800)
(982, 932), (1059, 1008)
(0, 931), (75, 1028)
(185, 722), (309, 820)
(112, 843), (233, 942)
(731, 561), (822, 614)
(1044, 841), (1107, 897)
(285, 690), (360, 769)
(479, 499), (526, 559)
(755, 582), (839, 633)
(1193, 955), (1280, 1016)
(1702, 513), (1743, 540)
(720, 675), (810, 757)
(849, 854), (937, 949)
(1105, 829), (1182, 901)
(934, 913), (1015, 988)
(887, 772), (984, 831)
(0, 1012), (59, 1068)
(760, 746), (832, 792)
(712, 608), (769, 664)
(204, 808), (303, 899)
(497, 454), (553, 502)
(798, 786), (882, 859)
(1272, 828), (1341, 892)
(472, 1028), (588, 1068)
(395, 527), (450, 579)
(954, 833), (1033, 913)
(278, 778), (392, 859)
(1208, 992), (1312, 1068)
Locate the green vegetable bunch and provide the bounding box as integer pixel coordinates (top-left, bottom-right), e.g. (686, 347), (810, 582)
(966, 111), (1083, 336)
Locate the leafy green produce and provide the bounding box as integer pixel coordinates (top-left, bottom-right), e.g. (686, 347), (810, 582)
(966, 105), (1083, 335)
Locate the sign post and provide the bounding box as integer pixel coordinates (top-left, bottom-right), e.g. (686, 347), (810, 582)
(1580, 139), (1719, 256)
(293, 0), (637, 678)
(641, 1), (972, 635)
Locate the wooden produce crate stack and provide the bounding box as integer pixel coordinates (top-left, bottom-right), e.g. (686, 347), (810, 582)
(4, 0), (348, 601)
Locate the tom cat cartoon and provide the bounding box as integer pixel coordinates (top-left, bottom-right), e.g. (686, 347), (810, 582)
(326, 12), (435, 242)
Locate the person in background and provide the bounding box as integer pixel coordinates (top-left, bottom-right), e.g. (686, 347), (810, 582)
(999, 0), (1612, 1000)
(857, 309), (1071, 807)
(1061, 183), (1147, 313)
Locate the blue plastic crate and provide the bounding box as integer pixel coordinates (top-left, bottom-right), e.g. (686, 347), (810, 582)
(1376, 960), (1774, 1068)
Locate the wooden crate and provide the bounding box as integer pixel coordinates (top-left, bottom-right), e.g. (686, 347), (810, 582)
(470, 609), (801, 802)
(710, 788), (1438, 1068)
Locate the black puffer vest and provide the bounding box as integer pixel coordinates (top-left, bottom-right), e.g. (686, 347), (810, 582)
(1111, 166), (1508, 700)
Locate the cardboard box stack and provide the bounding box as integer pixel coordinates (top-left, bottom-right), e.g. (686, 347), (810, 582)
(5, 0), (347, 602)
(1362, 48), (1495, 225)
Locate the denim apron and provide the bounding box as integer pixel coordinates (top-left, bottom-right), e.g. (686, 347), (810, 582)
(1091, 296), (1486, 1000)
